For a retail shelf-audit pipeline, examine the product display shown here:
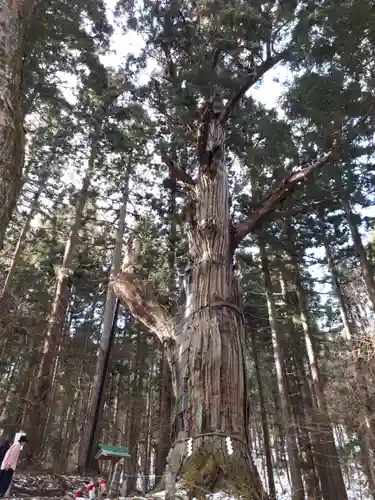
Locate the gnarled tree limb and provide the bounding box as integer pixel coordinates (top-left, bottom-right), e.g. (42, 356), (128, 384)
(162, 152), (196, 186)
(112, 268), (175, 344)
(112, 238), (175, 344)
(161, 40), (177, 86)
(233, 151), (334, 246)
(220, 48), (289, 124)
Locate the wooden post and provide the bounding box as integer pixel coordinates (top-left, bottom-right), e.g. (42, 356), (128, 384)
(109, 458), (119, 495)
(165, 462), (176, 500)
(121, 476), (128, 497)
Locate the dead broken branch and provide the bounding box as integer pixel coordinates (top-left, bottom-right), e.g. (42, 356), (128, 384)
(220, 49), (289, 124)
(233, 151), (334, 246)
(112, 271), (174, 343)
(112, 238), (175, 344)
(161, 151), (196, 187)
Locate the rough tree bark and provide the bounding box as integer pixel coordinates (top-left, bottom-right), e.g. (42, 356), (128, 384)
(280, 269), (349, 500)
(287, 357), (321, 500)
(113, 75), (339, 496)
(355, 357), (375, 499)
(0, 0), (38, 247)
(115, 106), (266, 498)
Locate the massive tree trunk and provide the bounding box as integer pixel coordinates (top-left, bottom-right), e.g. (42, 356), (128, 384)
(114, 109), (267, 499)
(113, 79), (338, 495)
(166, 184), (264, 494)
(0, 0), (37, 247)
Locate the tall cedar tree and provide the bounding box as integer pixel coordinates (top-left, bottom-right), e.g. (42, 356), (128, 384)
(112, 1), (351, 497)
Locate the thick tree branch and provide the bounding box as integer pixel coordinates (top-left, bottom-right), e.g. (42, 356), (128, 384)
(112, 238), (175, 344)
(161, 40), (177, 86)
(112, 268), (174, 344)
(212, 47), (221, 69)
(220, 48), (289, 124)
(233, 151), (334, 245)
(254, 199), (337, 218)
(161, 152), (196, 186)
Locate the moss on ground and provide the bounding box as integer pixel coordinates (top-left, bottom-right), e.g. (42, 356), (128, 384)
(180, 450), (266, 499)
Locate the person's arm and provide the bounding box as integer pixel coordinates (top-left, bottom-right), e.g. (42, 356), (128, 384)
(2, 443), (20, 470)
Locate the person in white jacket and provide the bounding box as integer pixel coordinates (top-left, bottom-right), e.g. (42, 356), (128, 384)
(0, 434), (28, 498)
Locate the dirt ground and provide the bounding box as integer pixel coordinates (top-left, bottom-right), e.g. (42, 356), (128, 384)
(7, 470), (94, 498)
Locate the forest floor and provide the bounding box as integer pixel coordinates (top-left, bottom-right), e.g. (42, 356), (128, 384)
(8, 471), (86, 498)
(6, 471), (237, 499)
(6, 468), (370, 499)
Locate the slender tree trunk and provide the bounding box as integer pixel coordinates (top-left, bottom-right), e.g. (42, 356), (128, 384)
(259, 237), (304, 500)
(57, 402), (73, 468)
(249, 321), (276, 500)
(287, 231), (348, 500)
(143, 339), (155, 493)
(25, 136), (99, 454)
(355, 357), (375, 499)
(2, 172), (47, 295)
(155, 349), (173, 482)
(321, 221), (375, 494)
(0, 0), (38, 247)
(287, 356), (320, 500)
(0, 359), (19, 436)
(279, 275), (321, 500)
(342, 197), (375, 309)
(321, 218), (353, 340)
(286, 284), (334, 500)
(126, 330), (143, 495)
(111, 371), (121, 445)
(80, 170), (130, 469)
(116, 373), (127, 446)
(155, 163), (176, 481)
(64, 386), (81, 471)
(41, 301), (74, 458)
(67, 381), (91, 473)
